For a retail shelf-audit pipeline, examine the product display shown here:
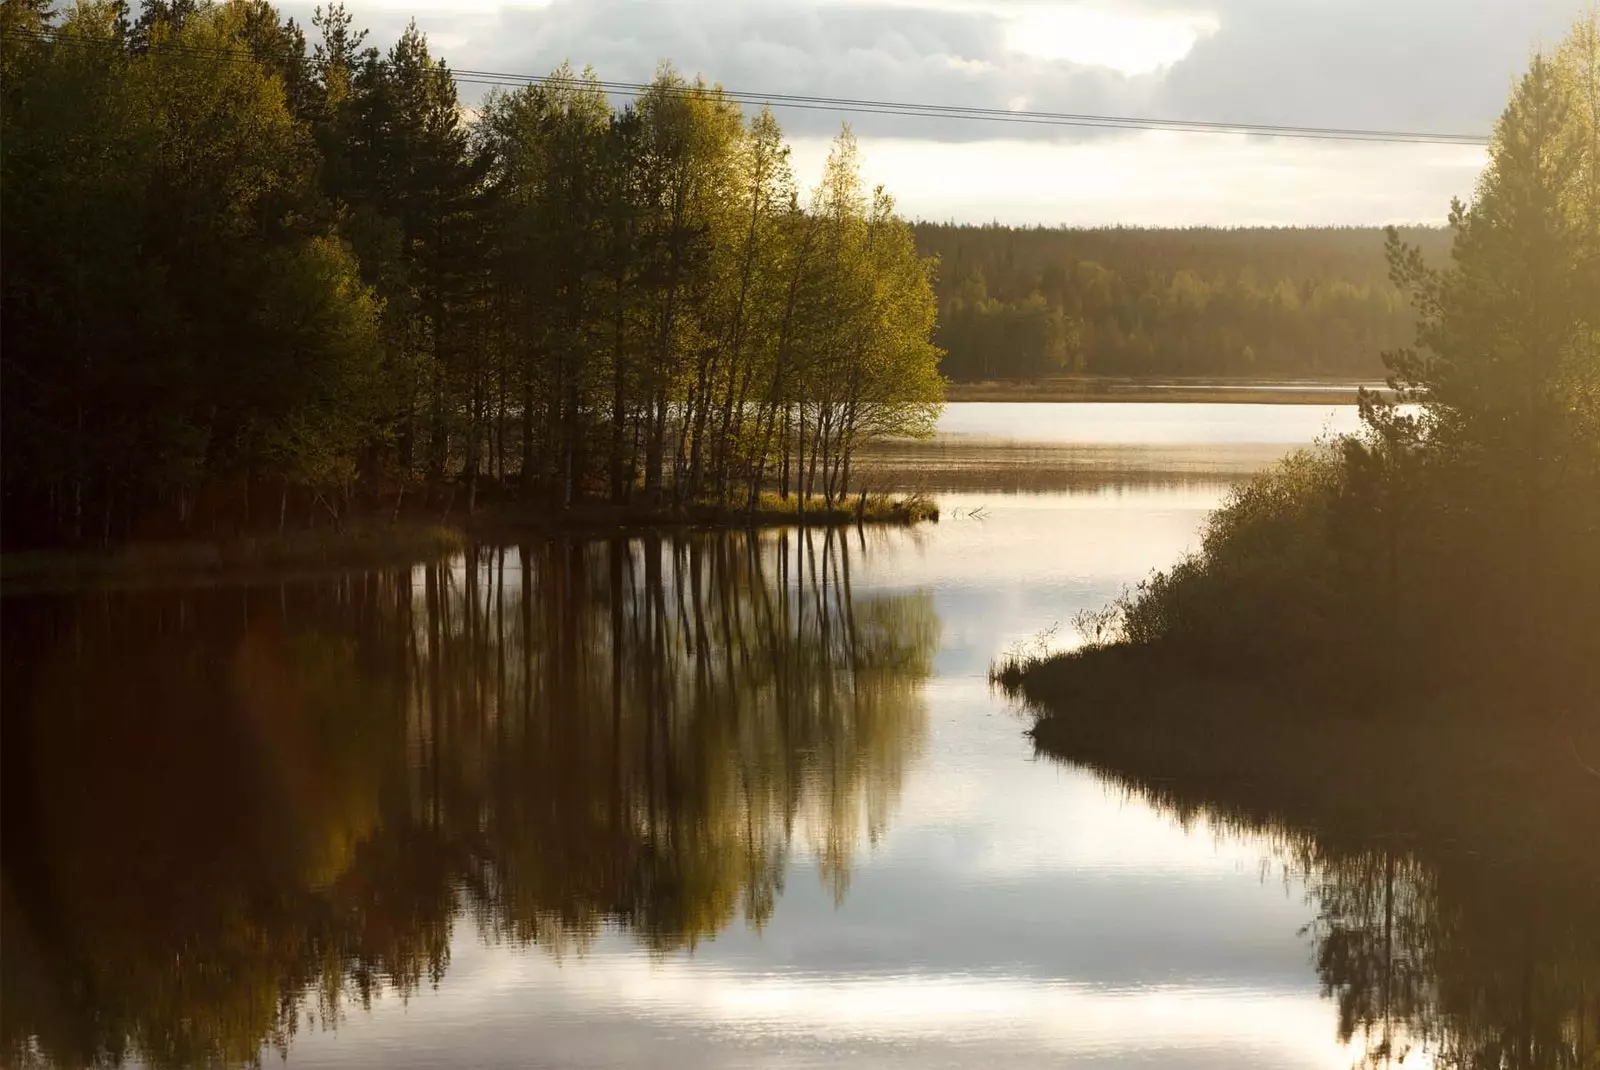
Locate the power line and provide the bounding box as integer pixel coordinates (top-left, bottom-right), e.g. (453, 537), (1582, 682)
(2, 25), (1492, 146)
(455, 70), (1489, 145)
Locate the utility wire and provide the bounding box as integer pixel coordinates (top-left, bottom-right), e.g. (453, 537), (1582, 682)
(454, 70), (1489, 145)
(2, 25), (1492, 146)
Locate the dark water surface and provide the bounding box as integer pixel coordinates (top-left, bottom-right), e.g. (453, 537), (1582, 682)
(4, 405), (1594, 1069)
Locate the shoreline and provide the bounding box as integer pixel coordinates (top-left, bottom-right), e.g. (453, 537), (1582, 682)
(994, 643), (1600, 1060)
(997, 644), (1600, 859)
(0, 494), (937, 589)
(946, 377), (1382, 405)
(475, 491), (937, 535)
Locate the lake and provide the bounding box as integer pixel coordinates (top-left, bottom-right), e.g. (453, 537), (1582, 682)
(859, 401), (1364, 492)
(3, 403), (1591, 1069)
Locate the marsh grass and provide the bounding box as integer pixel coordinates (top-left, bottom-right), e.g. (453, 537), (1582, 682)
(744, 491), (940, 525)
(482, 492), (939, 533)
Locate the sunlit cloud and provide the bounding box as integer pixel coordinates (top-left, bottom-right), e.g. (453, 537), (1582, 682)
(1003, 4), (1220, 75)
(827, 0), (1220, 75)
(789, 132), (1488, 224)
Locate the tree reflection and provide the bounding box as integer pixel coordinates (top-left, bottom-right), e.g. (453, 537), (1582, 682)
(1024, 682), (1600, 1070)
(1297, 838), (1600, 1069)
(0, 529), (936, 1067)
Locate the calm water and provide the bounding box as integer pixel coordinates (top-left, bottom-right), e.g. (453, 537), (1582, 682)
(859, 402), (1365, 492)
(3, 404), (1593, 1069)
(932, 401), (1363, 444)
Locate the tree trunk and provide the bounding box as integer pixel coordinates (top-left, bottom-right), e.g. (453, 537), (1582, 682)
(495, 356), (507, 487)
(521, 378), (536, 495)
(780, 404), (792, 499)
(686, 350), (716, 498)
(610, 273), (630, 503)
(795, 405), (806, 516)
(645, 395), (667, 497)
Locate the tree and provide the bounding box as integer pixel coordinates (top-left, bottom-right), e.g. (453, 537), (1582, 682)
(917, 223), (1445, 382)
(1, 0), (381, 542)
(1373, 16), (1600, 656)
(1, 1), (945, 542)
(786, 129), (943, 508)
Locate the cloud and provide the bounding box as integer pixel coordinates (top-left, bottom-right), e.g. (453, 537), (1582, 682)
(1152, 0), (1576, 133)
(289, 0), (1574, 138)
(1001, 4), (1220, 75)
(275, 0), (1571, 222)
(282, 0), (1161, 139)
(788, 132), (1487, 224)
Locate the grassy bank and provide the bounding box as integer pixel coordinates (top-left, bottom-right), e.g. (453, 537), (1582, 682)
(945, 376), (1377, 404)
(475, 491), (938, 535)
(1, 494), (936, 588)
(0, 522), (469, 588)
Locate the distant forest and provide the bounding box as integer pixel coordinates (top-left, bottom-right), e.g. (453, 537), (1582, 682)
(918, 224), (1454, 381)
(0, 0), (942, 545)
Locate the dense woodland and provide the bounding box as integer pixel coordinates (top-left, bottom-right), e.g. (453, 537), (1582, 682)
(920, 224), (1454, 381)
(0, 0), (943, 546)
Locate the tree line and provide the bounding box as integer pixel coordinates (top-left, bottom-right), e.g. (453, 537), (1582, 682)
(0, 0), (944, 546)
(918, 223), (1454, 381)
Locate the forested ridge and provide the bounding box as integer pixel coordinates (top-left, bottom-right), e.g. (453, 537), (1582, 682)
(919, 223), (1454, 381)
(0, 0), (943, 547)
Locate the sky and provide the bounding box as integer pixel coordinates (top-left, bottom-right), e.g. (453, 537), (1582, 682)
(280, 0), (1581, 226)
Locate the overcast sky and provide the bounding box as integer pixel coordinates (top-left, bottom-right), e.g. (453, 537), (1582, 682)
(282, 0), (1580, 226)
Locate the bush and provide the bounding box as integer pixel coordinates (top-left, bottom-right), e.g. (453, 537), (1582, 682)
(1117, 444), (1356, 658)
(1050, 425), (1600, 692)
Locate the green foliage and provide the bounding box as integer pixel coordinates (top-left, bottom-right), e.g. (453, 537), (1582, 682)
(1005, 14), (1600, 695)
(0, 1), (946, 546)
(1113, 445), (1372, 663)
(1, 0), (383, 542)
(919, 223), (1450, 381)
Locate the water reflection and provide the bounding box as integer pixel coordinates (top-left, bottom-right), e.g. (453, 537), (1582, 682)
(6, 456), (1597, 1068)
(932, 401), (1365, 444)
(1031, 696), (1600, 1069)
(1, 529), (937, 1068)
(856, 439), (1280, 492)
(1303, 843), (1600, 1069)
(857, 401), (1377, 493)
